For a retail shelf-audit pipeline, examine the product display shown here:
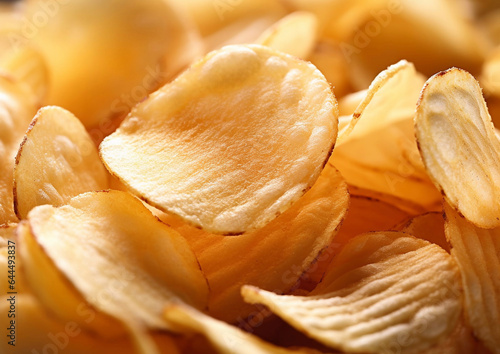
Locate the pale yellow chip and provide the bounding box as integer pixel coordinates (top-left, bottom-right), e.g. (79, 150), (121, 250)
(158, 163), (348, 323)
(101, 44), (338, 235)
(0, 75), (38, 225)
(0, 35), (48, 103)
(18, 191), (209, 335)
(331, 60), (441, 208)
(415, 67), (500, 229)
(14, 106), (109, 219)
(444, 203), (500, 353)
(24, 0), (202, 128)
(255, 12), (318, 59)
(0, 294), (181, 354)
(164, 304), (311, 354)
(242, 232), (462, 353)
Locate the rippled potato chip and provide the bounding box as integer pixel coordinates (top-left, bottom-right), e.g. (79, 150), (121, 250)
(415, 68), (500, 229)
(24, 0), (201, 128)
(18, 191), (209, 336)
(164, 304), (309, 354)
(0, 75), (38, 225)
(332, 60), (441, 208)
(256, 12), (318, 59)
(101, 44), (338, 235)
(14, 106), (108, 219)
(243, 232), (462, 353)
(444, 203), (500, 353)
(158, 164), (348, 323)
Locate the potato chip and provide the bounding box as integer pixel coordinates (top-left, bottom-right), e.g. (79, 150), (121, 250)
(0, 75), (38, 225)
(13, 106), (108, 219)
(164, 304), (311, 354)
(0, 294), (181, 354)
(331, 60), (441, 208)
(481, 47), (500, 96)
(158, 163), (348, 323)
(243, 232), (462, 353)
(304, 195), (410, 289)
(347, 0), (489, 89)
(400, 212), (449, 252)
(255, 12), (318, 60)
(101, 44), (338, 235)
(0, 35), (48, 103)
(24, 0), (202, 128)
(444, 203), (500, 353)
(18, 191), (209, 335)
(415, 67), (500, 229)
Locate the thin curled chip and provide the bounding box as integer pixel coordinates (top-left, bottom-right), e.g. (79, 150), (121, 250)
(14, 106), (109, 219)
(444, 203), (500, 353)
(18, 191), (209, 335)
(256, 12), (318, 59)
(415, 68), (500, 229)
(158, 164), (348, 323)
(243, 232), (462, 353)
(101, 44), (338, 234)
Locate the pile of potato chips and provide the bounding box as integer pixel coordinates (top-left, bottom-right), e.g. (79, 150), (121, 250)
(1, 0), (500, 353)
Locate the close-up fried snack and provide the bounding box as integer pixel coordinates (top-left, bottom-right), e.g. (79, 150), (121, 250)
(1, 0), (500, 353)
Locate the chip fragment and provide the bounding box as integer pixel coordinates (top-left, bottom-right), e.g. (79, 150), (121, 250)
(243, 232), (462, 353)
(101, 44), (338, 234)
(415, 67), (500, 229)
(18, 191), (209, 335)
(14, 106), (109, 219)
(444, 203), (500, 353)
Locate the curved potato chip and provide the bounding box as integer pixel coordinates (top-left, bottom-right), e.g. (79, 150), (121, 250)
(159, 164), (348, 323)
(400, 212), (449, 252)
(444, 203), (500, 353)
(13, 106), (108, 219)
(101, 44), (338, 235)
(25, 0), (201, 128)
(0, 35), (48, 103)
(256, 12), (318, 59)
(415, 68), (500, 229)
(19, 191), (209, 335)
(331, 60), (441, 208)
(0, 294), (181, 354)
(164, 304), (310, 354)
(243, 232), (462, 353)
(0, 75), (38, 225)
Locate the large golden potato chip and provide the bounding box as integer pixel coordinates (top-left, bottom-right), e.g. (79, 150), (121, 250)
(24, 0), (201, 128)
(18, 191), (209, 335)
(0, 75), (38, 225)
(331, 60), (441, 208)
(415, 67), (500, 229)
(0, 294), (181, 354)
(255, 12), (318, 60)
(444, 203), (500, 353)
(243, 232), (462, 353)
(101, 44), (338, 235)
(13, 106), (109, 219)
(164, 304), (310, 354)
(158, 164), (348, 323)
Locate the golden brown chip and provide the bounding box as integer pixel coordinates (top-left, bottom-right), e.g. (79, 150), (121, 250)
(18, 191), (209, 335)
(101, 44), (338, 235)
(444, 203), (500, 353)
(13, 106), (109, 219)
(0, 75), (38, 225)
(24, 0), (202, 128)
(164, 304), (311, 354)
(331, 60), (441, 208)
(243, 232), (463, 353)
(400, 212), (449, 252)
(158, 164), (348, 323)
(256, 12), (318, 59)
(481, 47), (500, 97)
(415, 67), (500, 229)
